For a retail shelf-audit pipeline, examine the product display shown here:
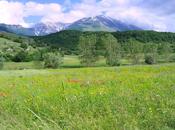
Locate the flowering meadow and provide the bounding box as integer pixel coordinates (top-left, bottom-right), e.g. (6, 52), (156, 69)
(0, 64), (175, 130)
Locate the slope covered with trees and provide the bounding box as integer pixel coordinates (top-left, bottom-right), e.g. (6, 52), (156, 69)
(34, 30), (175, 54)
(0, 32), (39, 62)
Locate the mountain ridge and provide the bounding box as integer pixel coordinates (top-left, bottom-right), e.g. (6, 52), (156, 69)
(67, 15), (142, 32)
(0, 15), (142, 36)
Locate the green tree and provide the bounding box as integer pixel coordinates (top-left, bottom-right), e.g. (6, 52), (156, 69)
(144, 43), (158, 64)
(125, 39), (143, 64)
(32, 49), (44, 69)
(44, 52), (63, 69)
(101, 34), (121, 66)
(78, 34), (98, 67)
(0, 56), (4, 70)
(158, 42), (172, 62)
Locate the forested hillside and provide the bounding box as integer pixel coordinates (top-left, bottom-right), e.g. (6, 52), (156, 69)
(0, 32), (37, 62)
(113, 31), (175, 44)
(0, 32), (32, 43)
(34, 30), (175, 54)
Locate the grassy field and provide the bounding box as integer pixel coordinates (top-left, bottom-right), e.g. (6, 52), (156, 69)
(0, 63), (175, 130)
(3, 53), (175, 70)
(3, 55), (107, 70)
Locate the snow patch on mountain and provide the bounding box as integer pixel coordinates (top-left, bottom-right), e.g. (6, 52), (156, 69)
(32, 22), (70, 36)
(0, 15), (142, 36)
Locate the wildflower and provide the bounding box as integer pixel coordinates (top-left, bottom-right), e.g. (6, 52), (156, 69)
(67, 79), (82, 83)
(0, 92), (8, 97)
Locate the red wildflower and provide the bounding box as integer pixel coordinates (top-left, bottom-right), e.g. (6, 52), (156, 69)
(0, 92), (8, 97)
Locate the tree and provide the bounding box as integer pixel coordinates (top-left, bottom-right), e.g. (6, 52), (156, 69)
(32, 49), (44, 69)
(101, 34), (121, 66)
(44, 52), (63, 69)
(144, 42), (158, 64)
(158, 42), (172, 62)
(125, 39), (143, 64)
(78, 34), (98, 67)
(0, 56), (4, 70)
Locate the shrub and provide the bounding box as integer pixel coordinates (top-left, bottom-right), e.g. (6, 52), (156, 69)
(44, 52), (63, 69)
(12, 51), (28, 62)
(145, 55), (155, 64)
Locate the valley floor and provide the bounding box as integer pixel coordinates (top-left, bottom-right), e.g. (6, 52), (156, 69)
(0, 63), (175, 130)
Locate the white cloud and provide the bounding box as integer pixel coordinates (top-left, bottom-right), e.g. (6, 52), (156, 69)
(0, 0), (64, 26)
(0, 0), (174, 31)
(0, 0), (26, 26)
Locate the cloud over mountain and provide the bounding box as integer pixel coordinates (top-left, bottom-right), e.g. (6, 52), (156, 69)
(0, 0), (175, 32)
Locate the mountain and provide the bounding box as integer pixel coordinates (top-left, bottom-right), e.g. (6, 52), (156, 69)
(0, 15), (142, 36)
(67, 15), (142, 31)
(0, 23), (34, 36)
(32, 22), (70, 36)
(0, 22), (69, 36)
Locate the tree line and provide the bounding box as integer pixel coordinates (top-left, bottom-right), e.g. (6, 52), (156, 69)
(78, 33), (174, 67)
(34, 30), (175, 55)
(0, 31), (175, 69)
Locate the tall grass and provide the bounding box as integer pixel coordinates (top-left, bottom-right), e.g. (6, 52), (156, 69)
(0, 64), (175, 129)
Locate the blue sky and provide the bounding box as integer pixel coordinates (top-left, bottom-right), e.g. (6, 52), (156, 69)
(0, 0), (175, 32)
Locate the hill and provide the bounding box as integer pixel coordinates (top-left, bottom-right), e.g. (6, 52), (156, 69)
(34, 30), (175, 54)
(0, 32), (32, 43)
(0, 32), (36, 61)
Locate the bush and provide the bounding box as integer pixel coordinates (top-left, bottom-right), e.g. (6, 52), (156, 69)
(44, 53), (63, 69)
(12, 51), (28, 62)
(145, 55), (155, 64)
(106, 58), (120, 66)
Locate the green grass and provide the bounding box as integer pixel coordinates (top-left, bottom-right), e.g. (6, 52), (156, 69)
(4, 62), (34, 70)
(0, 63), (175, 130)
(3, 55), (107, 70)
(2, 53), (175, 70)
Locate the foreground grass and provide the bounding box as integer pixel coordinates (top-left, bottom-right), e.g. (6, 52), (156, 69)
(0, 64), (175, 130)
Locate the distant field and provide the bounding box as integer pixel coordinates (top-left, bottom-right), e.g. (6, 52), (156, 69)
(3, 54), (175, 70)
(0, 63), (175, 129)
(3, 55), (107, 70)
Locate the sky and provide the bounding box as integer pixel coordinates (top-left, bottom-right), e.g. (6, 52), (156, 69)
(0, 0), (175, 32)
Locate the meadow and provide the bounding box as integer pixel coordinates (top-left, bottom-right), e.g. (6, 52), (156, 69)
(3, 53), (175, 70)
(0, 63), (175, 130)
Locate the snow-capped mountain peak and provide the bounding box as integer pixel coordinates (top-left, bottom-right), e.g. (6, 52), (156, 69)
(32, 22), (70, 36)
(0, 15), (142, 36)
(67, 15), (142, 32)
